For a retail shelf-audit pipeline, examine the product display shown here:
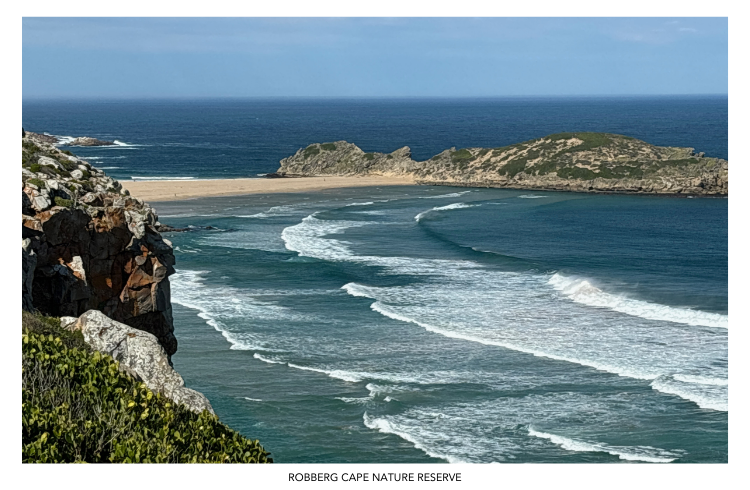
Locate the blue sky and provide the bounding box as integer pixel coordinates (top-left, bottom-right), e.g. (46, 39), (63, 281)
(22, 17), (728, 98)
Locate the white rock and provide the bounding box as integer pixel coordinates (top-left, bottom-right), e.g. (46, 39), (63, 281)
(71, 169), (84, 179)
(76, 310), (214, 414)
(60, 316), (78, 330)
(38, 156), (62, 169)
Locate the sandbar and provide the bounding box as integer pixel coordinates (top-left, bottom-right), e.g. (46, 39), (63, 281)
(121, 175), (416, 202)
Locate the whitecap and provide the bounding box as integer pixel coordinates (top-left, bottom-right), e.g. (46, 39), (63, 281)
(418, 191), (472, 199)
(527, 428), (682, 463)
(548, 273), (727, 329)
(414, 202), (478, 222)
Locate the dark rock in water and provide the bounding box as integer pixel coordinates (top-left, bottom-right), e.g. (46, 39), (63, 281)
(68, 136), (116, 146)
(264, 172), (287, 178)
(155, 223), (190, 233)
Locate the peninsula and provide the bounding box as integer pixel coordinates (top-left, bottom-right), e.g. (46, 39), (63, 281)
(277, 133), (728, 196)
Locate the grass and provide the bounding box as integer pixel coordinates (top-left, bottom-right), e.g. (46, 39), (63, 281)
(320, 143), (337, 151)
(27, 178), (45, 188)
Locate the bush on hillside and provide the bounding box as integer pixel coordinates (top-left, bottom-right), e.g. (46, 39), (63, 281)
(22, 312), (272, 463)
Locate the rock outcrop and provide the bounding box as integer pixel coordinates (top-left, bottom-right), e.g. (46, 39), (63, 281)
(72, 310), (213, 414)
(278, 133), (728, 196)
(22, 132), (178, 357)
(68, 136), (116, 147)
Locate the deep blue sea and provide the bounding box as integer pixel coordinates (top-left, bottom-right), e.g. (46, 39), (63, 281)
(23, 97), (728, 463)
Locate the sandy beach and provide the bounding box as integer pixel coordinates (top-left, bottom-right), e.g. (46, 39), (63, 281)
(121, 175), (416, 202)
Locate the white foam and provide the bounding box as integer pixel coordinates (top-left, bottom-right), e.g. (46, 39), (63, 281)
(335, 396), (373, 405)
(243, 397), (263, 402)
(171, 270), (300, 352)
(549, 273), (728, 329)
(419, 191), (472, 199)
(650, 376), (728, 411)
(237, 205), (301, 219)
(99, 166), (121, 169)
(342, 279), (727, 411)
(363, 413), (465, 463)
(253, 353), (285, 364)
(345, 201), (375, 207)
(414, 202), (478, 222)
(44, 133), (73, 145)
(518, 195), (547, 199)
(527, 428), (681, 463)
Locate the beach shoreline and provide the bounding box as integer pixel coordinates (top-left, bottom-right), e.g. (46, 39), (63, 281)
(121, 175), (416, 202)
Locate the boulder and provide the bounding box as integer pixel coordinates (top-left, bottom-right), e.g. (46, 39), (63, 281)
(75, 310), (213, 414)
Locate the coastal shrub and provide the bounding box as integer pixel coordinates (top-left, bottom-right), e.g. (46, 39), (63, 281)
(550, 132), (613, 153)
(30, 164), (41, 173)
(320, 143), (337, 151)
(61, 150), (74, 156)
(81, 169), (92, 180)
(556, 166), (596, 180)
(27, 178), (45, 189)
(451, 149), (473, 163)
(54, 197), (74, 208)
(22, 312), (272, 464)
(386, 154), (393, 160)
(23, 141), (42, 153)
(303, 146), (320, 158)
(59, 159), (78, 172)
(498, 159), (529, 178)
(363, 153), (375, 161)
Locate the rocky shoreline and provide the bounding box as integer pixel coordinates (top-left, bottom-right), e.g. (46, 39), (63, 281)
(277, 133), (728, 196)
(21, 130), (210, 413)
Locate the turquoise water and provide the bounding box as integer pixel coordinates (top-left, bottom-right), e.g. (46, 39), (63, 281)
(158, 186), (727, 463)
(23, 96), (727, 462)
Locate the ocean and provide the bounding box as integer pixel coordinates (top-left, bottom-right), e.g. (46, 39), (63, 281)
(22, 97), (728, 463)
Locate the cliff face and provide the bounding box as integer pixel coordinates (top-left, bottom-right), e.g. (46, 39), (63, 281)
(278, 133), (728, 195)
(21, 131), (178, 357)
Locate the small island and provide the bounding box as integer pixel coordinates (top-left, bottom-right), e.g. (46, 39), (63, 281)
(277, 133), (728, 196)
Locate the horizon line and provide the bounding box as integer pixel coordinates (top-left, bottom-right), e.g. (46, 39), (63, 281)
(23, 93), (729, 101)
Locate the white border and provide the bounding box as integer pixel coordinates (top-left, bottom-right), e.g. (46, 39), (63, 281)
(5, 2), (744, 489)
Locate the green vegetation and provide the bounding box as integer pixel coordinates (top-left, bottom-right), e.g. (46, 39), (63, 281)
(22, 311), (272, 463)
(303, 145), (320, 158)
(497, 149), (540, 178)
(386, 154), (393, 160)
(59, 159), (78, 172)
(27, 178), (45, 189)
(29, 163), (41, 173)
(81, 169), (91, 180)
(451, 149), (474, 163)
(556, 166), (597, 180)
(548, 132), (613, 153)
(54, 197), (74, 208)
(320, 143), (337, 151)
(363, 153), (375, 161)
(23, 140), (42, 153)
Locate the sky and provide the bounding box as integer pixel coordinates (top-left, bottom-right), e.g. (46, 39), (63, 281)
(22, 17), (728, 98)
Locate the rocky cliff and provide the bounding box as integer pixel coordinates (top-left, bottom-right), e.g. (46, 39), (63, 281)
(278, 133), (728, 195)
(21, 131), (178, 357)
